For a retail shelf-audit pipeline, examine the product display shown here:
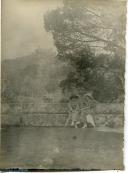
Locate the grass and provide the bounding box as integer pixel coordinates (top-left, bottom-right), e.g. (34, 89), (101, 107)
(0, 126), (124, 170)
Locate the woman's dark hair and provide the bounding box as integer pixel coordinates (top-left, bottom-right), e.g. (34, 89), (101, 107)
(69, 95), (79, 100)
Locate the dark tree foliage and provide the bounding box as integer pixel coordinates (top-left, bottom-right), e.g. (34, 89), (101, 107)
(44, 0), (125, 102)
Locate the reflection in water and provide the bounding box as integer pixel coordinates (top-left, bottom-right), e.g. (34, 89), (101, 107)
(0, 127), (123, 170)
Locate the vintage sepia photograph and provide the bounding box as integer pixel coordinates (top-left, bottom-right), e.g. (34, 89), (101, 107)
(0, 0), (126, 171)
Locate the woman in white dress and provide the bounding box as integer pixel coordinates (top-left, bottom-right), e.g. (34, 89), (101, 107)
(65, 95), (80, 127)
(80, 93), (96, 128)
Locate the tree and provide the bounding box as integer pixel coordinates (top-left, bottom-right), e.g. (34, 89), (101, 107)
(44, 0), (126, 102)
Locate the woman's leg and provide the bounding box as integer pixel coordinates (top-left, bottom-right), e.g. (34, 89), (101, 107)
(65, 113), (71, 126)
(82, 123), (87, 128)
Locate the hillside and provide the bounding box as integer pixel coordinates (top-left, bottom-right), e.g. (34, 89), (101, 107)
(2, 49), (68, 104)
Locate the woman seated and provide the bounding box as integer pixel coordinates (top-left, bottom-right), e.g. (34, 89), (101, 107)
(65, 95), (80, 128)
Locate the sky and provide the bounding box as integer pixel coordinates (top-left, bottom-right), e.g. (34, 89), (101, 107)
(2, 0), (63, 59)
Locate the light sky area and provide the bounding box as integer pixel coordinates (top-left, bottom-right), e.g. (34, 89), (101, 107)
(2, 0), (63, 59)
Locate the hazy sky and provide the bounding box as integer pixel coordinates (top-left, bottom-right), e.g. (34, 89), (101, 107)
(2, 0), (63, 59)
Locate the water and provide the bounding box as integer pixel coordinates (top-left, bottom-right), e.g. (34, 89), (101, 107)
(0, 127), (123, 170)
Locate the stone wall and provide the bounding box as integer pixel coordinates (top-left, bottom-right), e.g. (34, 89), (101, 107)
(1, 103), (124, 127)
(94, 103), (124, 128)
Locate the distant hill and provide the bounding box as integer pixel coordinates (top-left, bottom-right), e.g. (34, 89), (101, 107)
(1, 49), (68, 104)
